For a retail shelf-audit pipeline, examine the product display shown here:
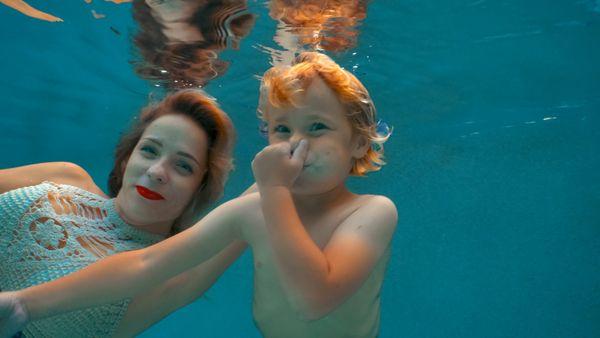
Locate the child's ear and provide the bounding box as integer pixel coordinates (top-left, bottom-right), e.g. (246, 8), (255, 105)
(351, 134), (370, 159)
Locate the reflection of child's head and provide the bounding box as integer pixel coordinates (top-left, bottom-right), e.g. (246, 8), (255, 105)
(269, 0), (366, 51)
(258, 52), (389, 176)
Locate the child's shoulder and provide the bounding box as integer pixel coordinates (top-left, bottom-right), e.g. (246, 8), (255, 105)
(340, 194), (398, 232)
(342, 194), (397, 234)
(354, 194), (397, 214)
(328, 193), (396, 260)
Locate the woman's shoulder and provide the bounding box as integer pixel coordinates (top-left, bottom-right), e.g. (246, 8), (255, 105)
(56, 163), (108, 198)
(0, 162), (108, 198)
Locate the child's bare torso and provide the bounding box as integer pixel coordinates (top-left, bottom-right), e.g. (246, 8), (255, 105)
(239, 192), (390, 338)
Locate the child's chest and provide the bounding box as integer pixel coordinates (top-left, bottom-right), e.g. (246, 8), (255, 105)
(243, 197), (366, 288)
(243, 199), (361, 251)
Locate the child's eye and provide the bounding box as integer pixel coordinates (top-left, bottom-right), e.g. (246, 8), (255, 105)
(309, 122), (329, 132)
(176, 161), (194, 174)
(273, 125), (291, 133)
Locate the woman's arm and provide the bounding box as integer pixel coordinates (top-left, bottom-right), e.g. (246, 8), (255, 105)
(0, 292), (28, 338)
(113, 185), (256, 336)
(240, 182), (258, 195)
(0, 162), (104, 196)
(113, 241), (246, 337)
(4, 194), (254, 326)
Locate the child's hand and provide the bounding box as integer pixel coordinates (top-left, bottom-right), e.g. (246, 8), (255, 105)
(252, 140), (309, 189)
(0, 291), (29, 338)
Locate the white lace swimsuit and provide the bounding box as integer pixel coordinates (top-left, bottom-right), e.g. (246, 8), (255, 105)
(0, 182), (165, 337)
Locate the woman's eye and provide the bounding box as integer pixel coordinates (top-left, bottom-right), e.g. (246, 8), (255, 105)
(273, 125), (290, 133)
(309, 122), (329, 132)
(176, 162), (194, 174)
(140, 145), (158, 156)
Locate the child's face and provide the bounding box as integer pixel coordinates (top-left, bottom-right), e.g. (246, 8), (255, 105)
(265, 77), (367, 195)
(117, 114), (208, 227)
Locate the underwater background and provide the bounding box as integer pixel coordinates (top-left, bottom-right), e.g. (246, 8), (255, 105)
(1, 0), (599, 337)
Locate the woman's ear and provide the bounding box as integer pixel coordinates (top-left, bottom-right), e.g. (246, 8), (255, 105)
(351, 134), (370, 159)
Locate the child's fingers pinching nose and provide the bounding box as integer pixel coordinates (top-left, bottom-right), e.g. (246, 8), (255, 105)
(291, 139), (309, 163)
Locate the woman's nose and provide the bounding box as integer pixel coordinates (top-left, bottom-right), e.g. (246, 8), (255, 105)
(147, 162), (168, 184)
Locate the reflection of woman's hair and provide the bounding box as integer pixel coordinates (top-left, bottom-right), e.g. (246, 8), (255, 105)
(132, 0), (256, 89)
(108, 90), (236, 233)
(269, 0), (367, 52)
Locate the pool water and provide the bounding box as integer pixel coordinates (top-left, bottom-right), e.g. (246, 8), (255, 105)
(1, 0), (599, 337)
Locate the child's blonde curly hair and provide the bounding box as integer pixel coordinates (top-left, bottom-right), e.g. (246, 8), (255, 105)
(258, 52), (390, 176)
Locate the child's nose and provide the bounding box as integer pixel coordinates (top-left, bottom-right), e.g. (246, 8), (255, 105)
(290, 137), (309, 154)
(290, 134), (305, 148)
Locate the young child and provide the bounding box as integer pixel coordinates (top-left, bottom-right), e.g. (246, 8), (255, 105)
(0, 52), (397, 338)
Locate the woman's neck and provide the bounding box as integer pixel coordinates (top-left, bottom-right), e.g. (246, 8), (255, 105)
(113, 196), (172, 237)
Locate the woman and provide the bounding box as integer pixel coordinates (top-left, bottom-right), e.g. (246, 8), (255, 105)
(0, 89), (246, 337)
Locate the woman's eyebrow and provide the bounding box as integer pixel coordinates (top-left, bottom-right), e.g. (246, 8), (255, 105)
(143, 137), (164, 146)
(177, 152), (201, 167)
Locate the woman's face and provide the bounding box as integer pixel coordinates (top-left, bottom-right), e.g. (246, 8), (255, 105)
(115, 114), (209, 234)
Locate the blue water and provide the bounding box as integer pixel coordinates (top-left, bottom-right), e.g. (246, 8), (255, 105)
(1, 0), (599, 337)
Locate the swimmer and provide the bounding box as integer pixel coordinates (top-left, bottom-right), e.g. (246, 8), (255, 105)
(0, 90), (248, 337)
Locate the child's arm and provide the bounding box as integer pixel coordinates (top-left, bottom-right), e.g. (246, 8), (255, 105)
(252, 141), (397, 320)
(261, 190), (396, 319)
(0, 195), (251, 328)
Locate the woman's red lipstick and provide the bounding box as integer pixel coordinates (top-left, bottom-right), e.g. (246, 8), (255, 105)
(136, 185), (165, 200)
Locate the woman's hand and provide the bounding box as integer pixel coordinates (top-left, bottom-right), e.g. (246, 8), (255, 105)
(251, 140), (308, 189)
(0, 291), (29, 338)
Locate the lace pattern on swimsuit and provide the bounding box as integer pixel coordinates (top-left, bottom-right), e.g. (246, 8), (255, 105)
(0, 182), (164, 337)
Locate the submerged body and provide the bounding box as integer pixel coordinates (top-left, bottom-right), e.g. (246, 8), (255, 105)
(240, 192), (391, 337)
